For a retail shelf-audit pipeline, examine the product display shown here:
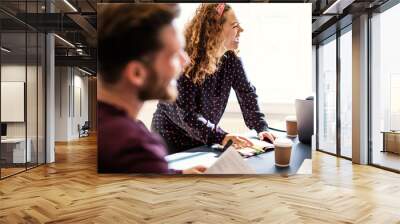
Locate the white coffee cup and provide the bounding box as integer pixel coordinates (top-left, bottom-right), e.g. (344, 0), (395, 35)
(274, 138), (293, 167)
(285, 115), (298, 137)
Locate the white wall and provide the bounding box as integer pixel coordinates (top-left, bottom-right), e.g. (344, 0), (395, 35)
(1, 66), (25, 127)
(55, 67), (89, 141)
(72, 73), (89, 138)
(1, 65), (26, 140)
(1, 63), (46, 164)
(1, 65), (35, 138)
(55, 67), (69, 141)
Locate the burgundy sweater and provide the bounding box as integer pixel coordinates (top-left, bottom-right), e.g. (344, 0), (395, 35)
(97, 101), (181, 174)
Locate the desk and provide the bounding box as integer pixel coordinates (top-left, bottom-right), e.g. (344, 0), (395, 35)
(1, 138), (31, 164)
(166, 135), (312, 175)
(381, 131), (400, 154)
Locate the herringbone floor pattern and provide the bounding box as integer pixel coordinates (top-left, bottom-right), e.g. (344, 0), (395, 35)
(1, 134), (400, 223)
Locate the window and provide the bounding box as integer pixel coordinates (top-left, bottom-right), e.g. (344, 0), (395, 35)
(0, 1), (46, 179)
(317, 36), (337, 155)
(340, 28), (352, 158)
(371, 2), (400, 171)
(390, 74), (400, 130)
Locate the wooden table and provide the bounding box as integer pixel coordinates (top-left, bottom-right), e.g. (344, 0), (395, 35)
(1, 138), (32, 165)
(382, 131), (400, 154)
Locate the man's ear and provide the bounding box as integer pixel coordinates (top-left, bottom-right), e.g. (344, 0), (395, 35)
(122, 61), (147, 87)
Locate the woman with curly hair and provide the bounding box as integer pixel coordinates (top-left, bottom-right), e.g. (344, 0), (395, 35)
(151, 3), (276, 154)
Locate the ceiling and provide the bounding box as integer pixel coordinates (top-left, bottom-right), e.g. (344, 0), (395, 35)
(0, 0), (97, 73)
(0, 0), (395, 74)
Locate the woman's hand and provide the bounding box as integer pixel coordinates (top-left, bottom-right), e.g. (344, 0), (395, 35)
(182, 165), (207, 174)
(258, 131), (277, 144)
(222, 133), (254, 149)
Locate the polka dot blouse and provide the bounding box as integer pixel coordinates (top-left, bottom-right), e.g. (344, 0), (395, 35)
(151, 51), (269, 154)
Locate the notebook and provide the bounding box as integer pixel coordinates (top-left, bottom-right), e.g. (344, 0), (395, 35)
(236, 138), (275, 158)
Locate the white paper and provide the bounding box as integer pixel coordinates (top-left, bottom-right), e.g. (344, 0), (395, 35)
(167, 152), (219, 170)
(205, 147), (256, 174)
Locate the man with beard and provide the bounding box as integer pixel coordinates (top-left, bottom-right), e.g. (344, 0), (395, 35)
(97, 4), (206, 174)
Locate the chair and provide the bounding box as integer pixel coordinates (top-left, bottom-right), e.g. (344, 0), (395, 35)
(78, 121), (90, 138)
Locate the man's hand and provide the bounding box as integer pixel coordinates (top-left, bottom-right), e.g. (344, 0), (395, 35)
(258, 131), (277, 144)
(182, 165), (207, 174)
(222, 133), (254, 149)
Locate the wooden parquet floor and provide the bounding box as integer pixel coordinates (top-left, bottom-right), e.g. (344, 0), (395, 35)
(1, 134), (400, 224)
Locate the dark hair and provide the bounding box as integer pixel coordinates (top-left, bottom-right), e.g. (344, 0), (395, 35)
(98, 3), (179, 83)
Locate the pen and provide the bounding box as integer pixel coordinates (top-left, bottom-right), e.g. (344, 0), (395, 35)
(221, 139), (233, 151)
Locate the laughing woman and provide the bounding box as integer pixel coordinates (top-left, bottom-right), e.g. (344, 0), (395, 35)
(151, 3), (276, 154)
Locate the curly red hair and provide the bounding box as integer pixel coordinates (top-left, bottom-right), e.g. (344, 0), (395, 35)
(183, 3), (231, 85)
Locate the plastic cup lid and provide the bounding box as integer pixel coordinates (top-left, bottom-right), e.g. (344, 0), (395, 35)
(274, 138), (292, 148)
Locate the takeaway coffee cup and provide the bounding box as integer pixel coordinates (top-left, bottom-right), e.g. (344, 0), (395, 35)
(274, 138), (293, 167)
(285, 115), (298, 137)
